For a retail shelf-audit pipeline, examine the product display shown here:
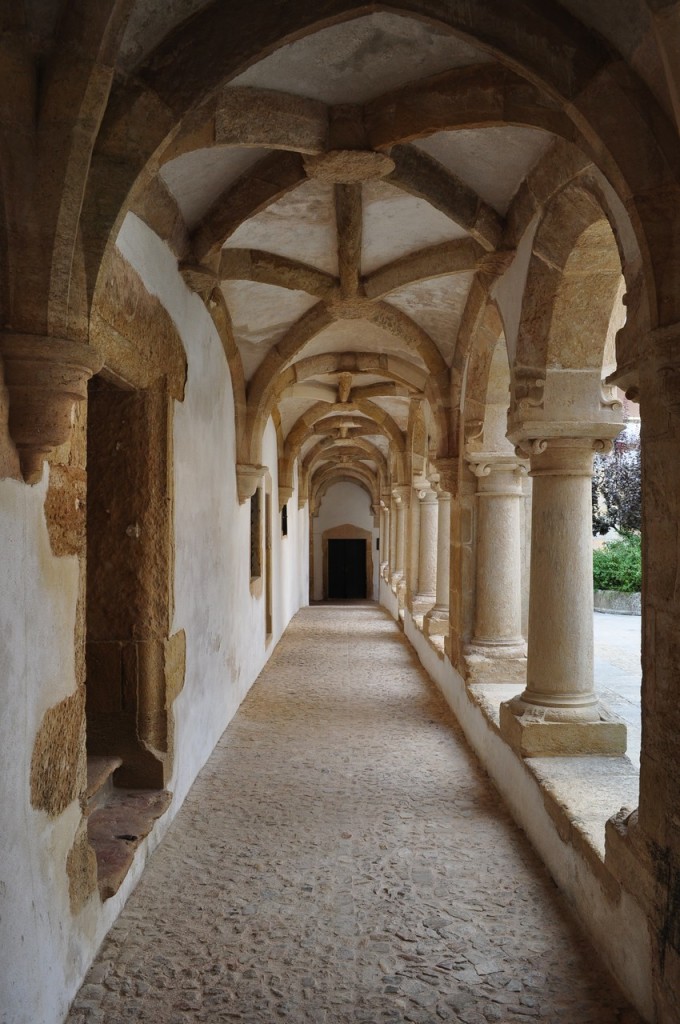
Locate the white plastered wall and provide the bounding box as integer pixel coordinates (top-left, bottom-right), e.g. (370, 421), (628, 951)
(312, 481), (379, 600)
(0, 213), (308, 1024)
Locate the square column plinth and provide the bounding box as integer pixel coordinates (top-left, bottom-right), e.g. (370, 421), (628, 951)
(499, 700), (627, 757)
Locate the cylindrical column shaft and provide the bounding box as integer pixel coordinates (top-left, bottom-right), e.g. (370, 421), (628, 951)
(472, 462), (524, 645)
(434, 490), (451, 611)
(407, 488), (420, 598)
(392, 490), (408, 583)
(395, 500), (406, 575)
(521, 440), (598, 715)
(416, 489), (438, 602)
(380, 505), (390, 573)
(389, 495), (398, 580)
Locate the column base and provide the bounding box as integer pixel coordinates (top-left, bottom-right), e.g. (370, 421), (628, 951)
(411, 593), (435, 616)
(464, 641), (527, 683)
(423, 605), (450, 638)
(499, 696), (627, 757)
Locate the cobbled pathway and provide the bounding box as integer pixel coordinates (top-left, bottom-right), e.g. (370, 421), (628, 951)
(67, 604), (641, 1024)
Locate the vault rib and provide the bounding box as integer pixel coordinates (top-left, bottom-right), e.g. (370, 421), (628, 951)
(363, 238), (484, 298)
(191, 151), (306, 261)
(335, 183), (363, 298)
(219, 248), (338, 299)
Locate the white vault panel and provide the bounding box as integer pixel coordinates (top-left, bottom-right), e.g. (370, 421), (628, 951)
(361, 180), (468, 274)
(221, 280), (319, 380)
(224, 179), (338, 275)
(414, 127), (553, 215)
(230, 12), (493, 105)
(384, 273), (475, 367)
(160, 146), (270, 229)
(300, 318), (427, 367)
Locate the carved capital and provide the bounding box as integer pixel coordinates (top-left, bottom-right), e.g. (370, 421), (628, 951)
(509, 366), (623, 446)
(392, 485), (411, 507)
(0, 334), (102, 484)
(464, 418), (484, 444)
(524, 436), (609, 477)
(431, 457), (457, 496)
(278, 484), (293, 511)
(466, 451), (528, 495)
(236, 463), (266, 504)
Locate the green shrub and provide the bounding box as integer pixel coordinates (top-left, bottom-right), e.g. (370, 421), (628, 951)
(593, 534), (641, 593)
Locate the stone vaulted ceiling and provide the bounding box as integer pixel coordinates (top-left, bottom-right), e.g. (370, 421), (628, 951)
(74, 0), (674, 509)
(148, 12), (560, 502)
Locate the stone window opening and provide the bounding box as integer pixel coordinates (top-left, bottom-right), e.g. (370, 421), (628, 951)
(84, 373), (174, 900)
(250, 486), (262, 580)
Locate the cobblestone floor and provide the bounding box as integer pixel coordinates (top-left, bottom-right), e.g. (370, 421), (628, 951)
(67, 604), (641, 1024)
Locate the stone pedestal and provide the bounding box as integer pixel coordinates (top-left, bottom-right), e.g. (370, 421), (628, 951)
(424, 488), (451, 638)
(500, 438), (626, 756)
(464, 454), (527, 681)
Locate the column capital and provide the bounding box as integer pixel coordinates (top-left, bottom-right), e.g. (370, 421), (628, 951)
(1, 333), (102, 483)
(464, 452), (528, 491)
(518, 436), (612, 477)
(417, 487), (438, 504)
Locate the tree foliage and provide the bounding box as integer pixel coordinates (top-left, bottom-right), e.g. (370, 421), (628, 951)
(592, 427), (641, 536)
(593, 534), (641, 592)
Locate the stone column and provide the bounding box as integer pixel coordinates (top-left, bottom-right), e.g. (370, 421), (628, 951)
(464, 454), (527, 679)
(414, 488), (438, 610)
(405, 485), (421, 609)
(500, 438), (626, 756)
(424, 487), (451, 638)
(389, 492), (398, 586)
(379, 500), (390, 577)
(391, 486), (409, 588)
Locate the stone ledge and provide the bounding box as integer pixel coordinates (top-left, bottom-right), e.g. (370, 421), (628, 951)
(87, 788), (171, 901)
(594, 589), (641, 615)
(467, 682), (639, 862)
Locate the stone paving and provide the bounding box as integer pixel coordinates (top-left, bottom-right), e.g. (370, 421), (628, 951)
(67, 604), (641, 1024)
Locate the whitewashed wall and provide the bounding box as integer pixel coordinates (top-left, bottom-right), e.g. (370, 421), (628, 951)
(312, 481), (379, 600)
(0, 213), (309, 1024)
(0, 473), (85, 1024)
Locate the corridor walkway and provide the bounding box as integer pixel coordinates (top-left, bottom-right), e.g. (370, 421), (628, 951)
(67, 605), (640, 1024)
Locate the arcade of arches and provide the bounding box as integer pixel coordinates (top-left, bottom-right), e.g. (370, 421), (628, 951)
(2, 3), (680, 1022)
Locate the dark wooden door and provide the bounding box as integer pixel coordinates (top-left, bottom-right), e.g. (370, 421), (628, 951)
(328, 539), (367, 598)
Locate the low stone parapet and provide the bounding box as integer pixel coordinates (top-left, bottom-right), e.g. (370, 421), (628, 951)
(594, 589), (641, 615)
